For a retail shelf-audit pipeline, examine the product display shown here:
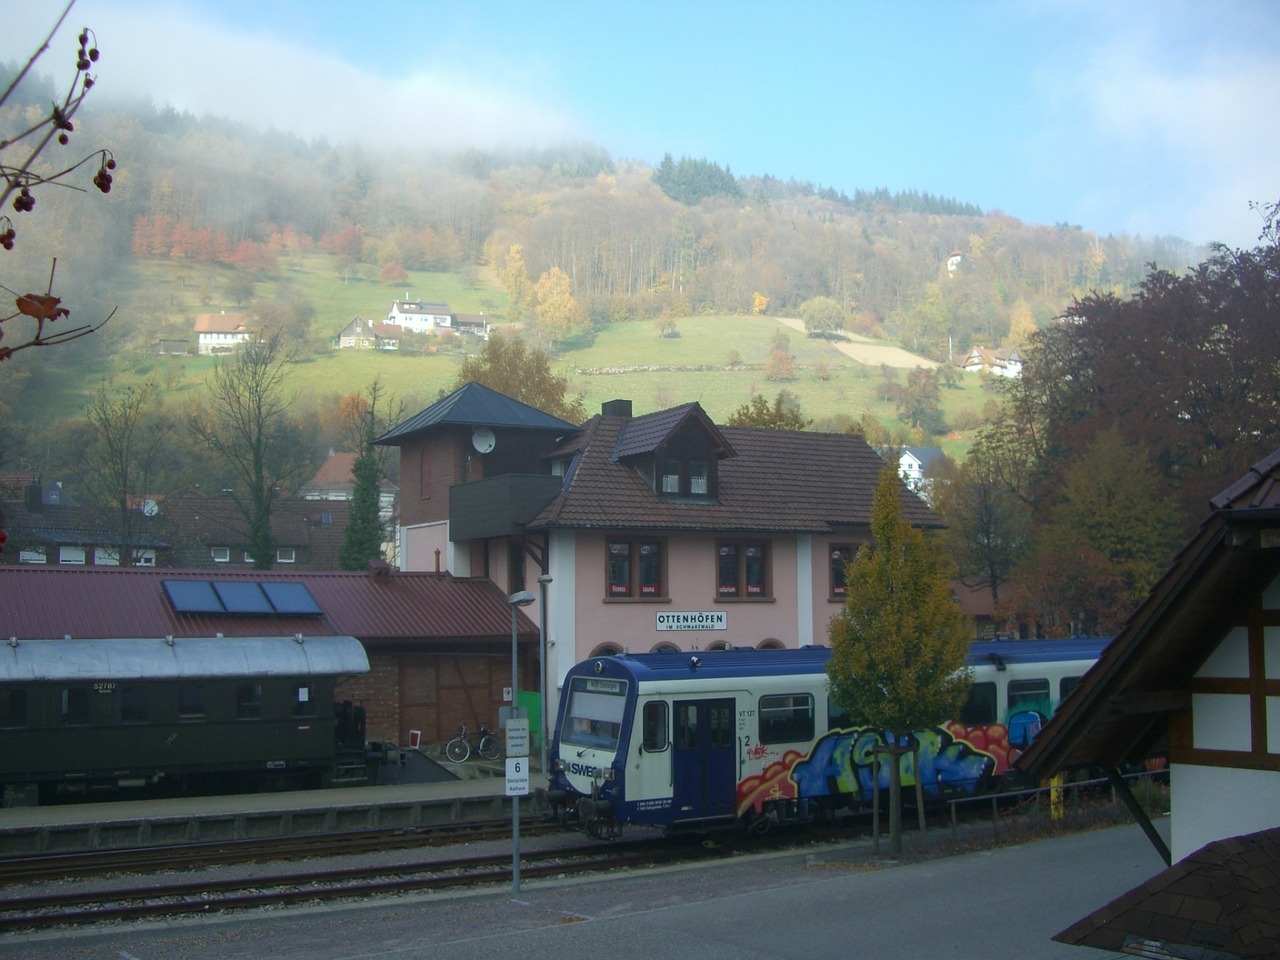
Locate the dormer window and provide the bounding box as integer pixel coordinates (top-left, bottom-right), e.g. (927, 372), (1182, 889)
(661, 459), (680, 493)
(689, 460), (708, 495)
(656, 456), (715, 499)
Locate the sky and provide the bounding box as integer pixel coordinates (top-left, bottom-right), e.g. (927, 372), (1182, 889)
(6, 0), (1280, 249)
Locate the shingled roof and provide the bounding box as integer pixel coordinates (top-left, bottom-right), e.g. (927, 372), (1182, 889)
(374, 381), (577, 445)
(1054, 827), (1280, 957)
(531, 413), (939, 534)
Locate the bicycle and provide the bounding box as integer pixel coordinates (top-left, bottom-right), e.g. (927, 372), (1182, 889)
(445, 722), (502, 762)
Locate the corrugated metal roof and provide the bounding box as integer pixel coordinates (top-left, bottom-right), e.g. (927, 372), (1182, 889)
(375, 382), (577, 444)
(0, 567), (537, 645)
(0, 635), (369, 682)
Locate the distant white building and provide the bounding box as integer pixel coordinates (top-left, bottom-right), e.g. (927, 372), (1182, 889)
(960, 345), (1022, 378)
(193, 312), (252, 355)
(388, 300), (452, 334)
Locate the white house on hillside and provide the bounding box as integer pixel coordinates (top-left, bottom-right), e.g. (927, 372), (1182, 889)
(193, 312), (252, 355)
(388, 300), (452, 334)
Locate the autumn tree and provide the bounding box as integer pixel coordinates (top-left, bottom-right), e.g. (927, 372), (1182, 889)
(726, 390), (810, 430)
(827, 464), (972, 855)
(798, 295), (844, 338)
(1, 2), (116, 365)
(189, 332), (302, 569)
(452, 331), (585, 423)
(500, 244), (532, 325)
(532, 266), (587, 342)
(896, 366), (945, 434)
(81, 381), (173, 565)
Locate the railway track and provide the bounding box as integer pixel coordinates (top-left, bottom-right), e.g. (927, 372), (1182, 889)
(0, 832), (744, 933)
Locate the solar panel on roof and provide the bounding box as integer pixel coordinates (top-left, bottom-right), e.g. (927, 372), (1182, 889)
(162, 579), (224, 614)
(213, 580), (273, 614)
(261, 581), (323, 615)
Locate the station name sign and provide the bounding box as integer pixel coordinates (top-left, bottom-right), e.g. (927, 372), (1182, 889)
(656, 611), (727, 631)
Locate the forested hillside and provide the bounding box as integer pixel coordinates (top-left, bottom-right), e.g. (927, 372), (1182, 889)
(2, 68), (1207, 478)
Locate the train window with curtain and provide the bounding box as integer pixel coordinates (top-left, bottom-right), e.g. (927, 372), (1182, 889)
(0, 688), (28, 728)
(960, 681), (997, 725)
(179, 683), (205, 719)
(758, 693), (814, 743)
(235, 683), (262, 719)
(120, 685), (148, 724)
(293, 683), (315, 717)
(61, 687), (91, 726)
(642, 700), (669, 752)
(1007, 678), (1050, 713)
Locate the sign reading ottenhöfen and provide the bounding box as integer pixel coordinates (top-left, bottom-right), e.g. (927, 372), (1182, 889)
(655, 611), (727, 631)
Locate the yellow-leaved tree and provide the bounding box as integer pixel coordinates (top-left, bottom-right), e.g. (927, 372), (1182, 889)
(827, 463), (972, 855)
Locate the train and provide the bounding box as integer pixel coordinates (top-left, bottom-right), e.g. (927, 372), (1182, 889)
(0, 634), (372, 807)
(544, 637), (1112, 837)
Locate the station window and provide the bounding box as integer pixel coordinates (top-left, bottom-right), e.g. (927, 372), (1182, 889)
(179, 683), (206, 720)
(293, 682), (315, 718)
(61, 686), (91, 726)
(829, 544), (852, 599)
(0, 689), (28, 728)
(758, 693), (814, 744)
(120, 685), (148, 724)
(605, 539), (664, 599)
(235, 683), (263, 720)
(716, 541), (771, 599)
(642, 701), (669, 752)
(960, 681), (997, 725)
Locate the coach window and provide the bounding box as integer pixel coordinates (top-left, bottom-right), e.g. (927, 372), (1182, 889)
(959, 681), (996, 725)
(0, 688), (27, 728)
(710, 702), (734, 748)
(179, 683), (206, 720)
(235, 683), (263, 720)
(120, 685), (148, 724)
(829, 545), (852, 600)
(1008, 678), (1050, 713)
(293, 682), (315, 718)
(675, 703), (699, 750)
(716, 541), (771, 599)
(1059, 676), (1082, 703)
(759, 694), (814, 744)
(606, 539), (665, 599)
(642, 701), (669, 752)
(61, 686), (91, 726)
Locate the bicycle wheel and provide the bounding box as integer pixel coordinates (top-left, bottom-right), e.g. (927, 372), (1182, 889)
(445, 737), (470, 763)
(478, 735), (501, 760)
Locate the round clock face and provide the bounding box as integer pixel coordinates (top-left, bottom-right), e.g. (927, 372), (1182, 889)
(472, 427), (496, 454)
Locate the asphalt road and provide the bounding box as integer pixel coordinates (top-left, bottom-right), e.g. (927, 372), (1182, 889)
(2, 821), (1168, 960)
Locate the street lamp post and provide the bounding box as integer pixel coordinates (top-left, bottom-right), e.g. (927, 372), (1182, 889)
(507, 589), (534, 895)
(537, 573), (553, 775)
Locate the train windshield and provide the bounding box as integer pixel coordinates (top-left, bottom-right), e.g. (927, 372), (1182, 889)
(562, 676), (628, 750)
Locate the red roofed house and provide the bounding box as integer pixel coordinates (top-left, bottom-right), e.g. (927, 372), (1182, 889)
(193, 312), (253, 355)
(375, 383), (940, 729)
(0, 565), (537, 749)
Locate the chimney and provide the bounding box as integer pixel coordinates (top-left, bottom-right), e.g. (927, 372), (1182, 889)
(602, 399), (633, 418)
(367, 558), (390, 578)
(24, 483), (42, 512)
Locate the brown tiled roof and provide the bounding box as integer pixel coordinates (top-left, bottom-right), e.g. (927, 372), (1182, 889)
(1017, 447), (1280, 780)
(193, 312), (248, 333)
(159, 493), (352, 569)
(0, 566), (537, 646)
(1054, 827), (1280, 957)
(304, 452), (359, 492)
(612, 403), (735, 460)
(532, 415), (939, 534)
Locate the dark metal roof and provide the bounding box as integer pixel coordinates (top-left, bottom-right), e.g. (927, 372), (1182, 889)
(1054, 826), (1280, 957)
(532, 415), (940, 534)
(1017, 448), (1280, 780)
(0, 635), (369, 682)
(0, 567), (538, 646)
(374, 381), (577, 445)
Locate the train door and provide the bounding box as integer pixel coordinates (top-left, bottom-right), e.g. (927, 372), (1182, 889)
(671, 698), (736, 821)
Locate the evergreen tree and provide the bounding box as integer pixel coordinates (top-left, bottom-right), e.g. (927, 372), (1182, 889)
(827, 463), (972, 855)
(339, 430), (383, 570)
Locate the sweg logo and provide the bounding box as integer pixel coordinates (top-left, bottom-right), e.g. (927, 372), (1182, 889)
(569, 762), (604, 778)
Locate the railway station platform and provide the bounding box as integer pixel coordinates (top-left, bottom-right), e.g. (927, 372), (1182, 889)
(0, 751), (547, 856)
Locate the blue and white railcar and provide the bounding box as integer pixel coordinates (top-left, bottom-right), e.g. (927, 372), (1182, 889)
(545, 637), (1111, 837)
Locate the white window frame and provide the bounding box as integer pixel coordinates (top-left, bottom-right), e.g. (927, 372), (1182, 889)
(94, 546), (121, 566)
(276, 547), (296, 564)
(210, 546), (231, 563)
(59, 545), (86, 565)
(18, 546), (46, 564)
